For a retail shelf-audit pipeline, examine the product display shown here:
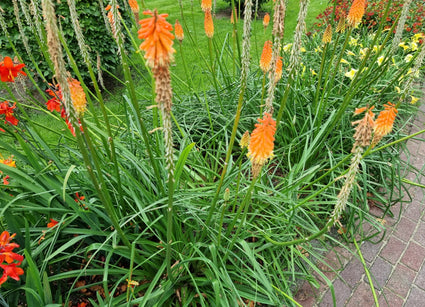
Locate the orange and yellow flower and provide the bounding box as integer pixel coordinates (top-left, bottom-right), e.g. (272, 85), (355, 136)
(347, 0), (366, 28)
(260, 40), (272, 73)
(201, 0), (212, 12)
(274, 57), (283, 82)
(247, 113), (276, 177)
(68, 78), (87, 116)
(204, 10), (214, 38)
(322, 24), (332, 44)
(174, 19), (184, 42)
(128, 0), (139, 13)
(263, 13), (270, 29)
(0, 56), (26, 83)
(372, 102), (398, 146)
(138, 10), (175, 68)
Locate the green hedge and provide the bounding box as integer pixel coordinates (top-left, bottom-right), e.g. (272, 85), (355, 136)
(0, 0), (133, 87)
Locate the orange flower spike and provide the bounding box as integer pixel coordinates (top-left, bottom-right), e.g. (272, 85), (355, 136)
(347, 0), (366, 28)
(260, 40), (272, 73)
(174, 19), (184, 42)
(263, 13), (270, 29)
(274, 57), (283, 82)
(248, 113), (276, 167)
(201, 0), (212, 12)
(0, 56), (26, 82)
(373, 102), (398, 146)
(47, 218), (59, 228)
(138, 10), (175, 68)
(68, 78), (87, 116)
(204, 10), (214, 38)
(128, 0), (139, 13)
(230, 8), (237, 24)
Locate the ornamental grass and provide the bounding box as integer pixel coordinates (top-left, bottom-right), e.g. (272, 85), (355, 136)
(0, 0), (424, 305)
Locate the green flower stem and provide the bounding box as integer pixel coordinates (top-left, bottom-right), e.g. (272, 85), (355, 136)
(165, 165), (175, 280)
(260, 73), (266, 114)
(312, 42), (328, 112)
(223, 176), (259, 261)
(208, 38), (224, 113)
(354, 238), (379, 305)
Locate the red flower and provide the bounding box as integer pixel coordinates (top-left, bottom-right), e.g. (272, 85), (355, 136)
(0, 56), (26, 82)
(0, 102), (19, 126)
(47, 218), (59, 228)
(46, 98), (61, 112)
(2, 175), (10, 185)
(74, 192), (85, 202)
(0, 263), (24, 286)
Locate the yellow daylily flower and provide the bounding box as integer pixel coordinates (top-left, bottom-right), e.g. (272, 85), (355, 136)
(399, 41), (410, 51)
(283, 43), (292, 52)
(410, 96), (419, 104)
(345, 68), (358, 80)
(405, 54), (413, 63)
(377, 56), (384, 66)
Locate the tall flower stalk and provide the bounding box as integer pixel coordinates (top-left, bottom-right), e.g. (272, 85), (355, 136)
(138, 10), (176, 277)
(202, 0), (254, 238)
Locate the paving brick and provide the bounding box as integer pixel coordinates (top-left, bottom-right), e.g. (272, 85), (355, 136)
(366, 257), (392, 290)
(361, 240), (383, 263)
(414, 262), (425, 291)
(413, 220), (425, 245)
(400, 242), (425, 271)
(393, 216), (417, 242)
(380, 236), (407, 264)
(405, 287), (425, 306)
(345, 282), (375, 307)
(294, 281), (318, 307)
(318, 279), (351, 307)
(386, 264), (416, 298)
(403, 199), (424, 222)
(341, 257), (364, 286)
(378, 288), (404, 307)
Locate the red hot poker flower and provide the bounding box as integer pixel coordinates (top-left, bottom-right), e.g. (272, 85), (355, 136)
(0, 56), (26, 82)
(138, 10), (175, 68)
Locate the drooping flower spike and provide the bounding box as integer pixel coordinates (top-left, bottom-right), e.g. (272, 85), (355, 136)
(0, 57), (26, 83)
(138, 10), (175, 68)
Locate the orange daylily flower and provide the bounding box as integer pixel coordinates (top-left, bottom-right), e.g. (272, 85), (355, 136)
(347, 0), (366, 28)
(138, 10), (175, 68)
(260, 40), (272, 73)
(0, 56), (26, 82)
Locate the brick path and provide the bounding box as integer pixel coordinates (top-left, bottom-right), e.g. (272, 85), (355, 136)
(294, 102), (425, 306)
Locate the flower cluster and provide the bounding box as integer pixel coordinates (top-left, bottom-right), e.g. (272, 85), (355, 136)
(0, 101), (19, 128)
(0, 156), (16, 185)
(0, 56), (26, 83)
(312, 0), (425, 37)
(0, 231), (24, 286)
